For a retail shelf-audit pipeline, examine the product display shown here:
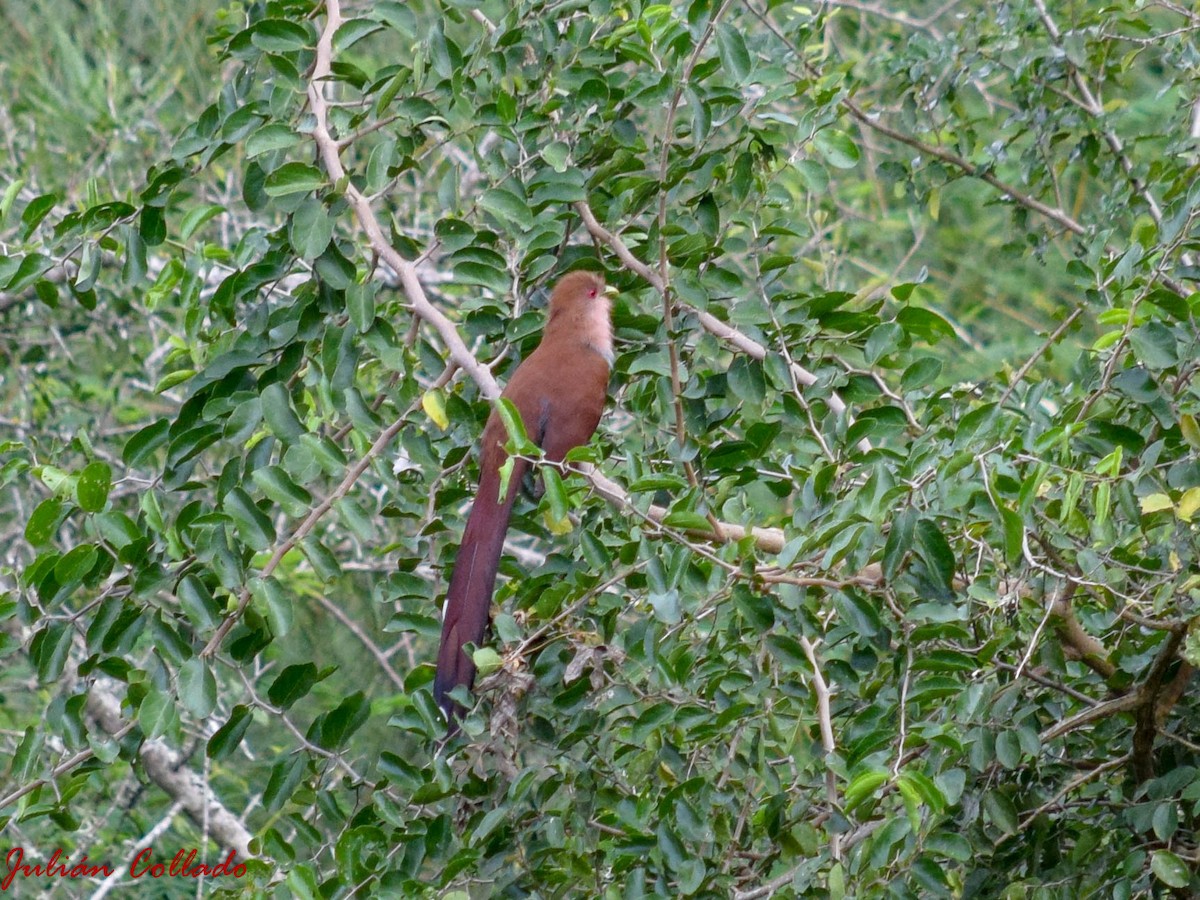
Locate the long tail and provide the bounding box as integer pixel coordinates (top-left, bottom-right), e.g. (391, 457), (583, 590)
(434, 453), (526, 726)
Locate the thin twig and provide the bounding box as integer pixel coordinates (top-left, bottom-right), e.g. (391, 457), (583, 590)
(201, 367), (451, 656)
(998, 307), (1083, 407)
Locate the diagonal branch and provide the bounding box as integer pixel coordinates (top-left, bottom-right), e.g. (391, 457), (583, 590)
(201, 367), (451, 655)
(86, 683), (253, 859)
(575, 200), (869, 448)
(306, 0), (501, 402)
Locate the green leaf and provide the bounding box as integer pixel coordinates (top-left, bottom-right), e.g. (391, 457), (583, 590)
(264, 162), (325, 198)
(74, 243), (100, 290)
(250, 18), (312, 52)
(844, 770), (889, 811)
(223, 487), (275, 551)
(154, 369), (196, 392)
(26, 497), (67, 546)
(177, 575), (221, 630)
(0, 178), (25, 228)
(94, 511), (143, 550)
(716, 24), (751, 82)
(122, 227), (147, 286)
(1180, 413), (1200, 450)
(300, 537), (342, 581)
(178, 658), (217, 718)
(541, 141), (570, 173)
(813, 130), (860, 169)
(263, 754), (307, 814)
(21, 193), (58, 237)
(140, 204), (166, 246)
(766, 633), (808, 669)
(628, 474), (689, 493)
(10, 726), (43, 783)
(252, 465), (313, 518)
(137, 686), (175, 739)
(290, 199), (334, 260)
(334, 17), (383, 52)
(312, 692), (369, 750)
(1129, 322), (1178, 369)
(728, 357), (766, 403)
(661, 510), (712, 532)
(995, 730), (1021, 769)
(30, 622), (72, 682)
(268, 662), (327, 709)
(346, 281), (377, 332)
(55, 544), (98, 584)
(35, 279), (58, 308)
(915, 518), (955, 593)
(75, 461), (112, 513)
(1151, 850), (1190, 888)
(207, 705), (253, 760)
(478, 187), (534, 230)
(473, 646), (503, 677)
(900, 357), (942, 393)
(982, 791), (1018, 835)
(261, 382), (304, 442)
(542, 466), (569, 525)
(494, 397), (534, 453)
(896, 306), (955, 343)
(245, 123), (300, 158)
(251, 576), (292, 638)
(1139, 493), (1172, 515)
(178, 204), (225, 243)
(4, 252), (54, 292)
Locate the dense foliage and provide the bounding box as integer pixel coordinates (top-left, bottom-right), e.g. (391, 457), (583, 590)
(2, 0), (1199, 896)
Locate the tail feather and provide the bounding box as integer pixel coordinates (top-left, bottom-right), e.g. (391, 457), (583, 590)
(434, 455), (525, 726)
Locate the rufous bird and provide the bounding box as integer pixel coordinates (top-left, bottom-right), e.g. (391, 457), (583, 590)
(434, 270), (615, 729)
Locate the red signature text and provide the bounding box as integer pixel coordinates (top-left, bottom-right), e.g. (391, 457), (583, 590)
(129, 848), (247, 879)
(3, 848), (113, 891)
(2, 846), (247, 891)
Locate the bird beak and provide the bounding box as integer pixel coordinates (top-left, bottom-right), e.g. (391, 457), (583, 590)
(603, 284), (619, 297)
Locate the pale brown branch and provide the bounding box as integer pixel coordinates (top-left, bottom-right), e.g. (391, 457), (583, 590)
(584, 466), (786, 553)
(1040, 692), (1142, 743)
(734, 865), (803, 900)
(799, 635), (842, 861)
(0, 730), (131, 811)
(86, 684), (253, 859)
(575, 200), (868, 449)
(307, 0), (501, 402)
(1049, 586), (1116, 680)
(1014, 753), (1129, 836)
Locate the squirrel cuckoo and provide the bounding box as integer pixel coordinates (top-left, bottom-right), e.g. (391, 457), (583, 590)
(434, 270), (614, 727)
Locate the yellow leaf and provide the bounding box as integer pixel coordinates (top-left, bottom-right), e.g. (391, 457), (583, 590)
(1140, 493), (1173, 515)
(1181, 414), (1200, 451)
(421, 389), (448, 430)
(1177, 487), (1200, 522)
(543, 509), (574, 536)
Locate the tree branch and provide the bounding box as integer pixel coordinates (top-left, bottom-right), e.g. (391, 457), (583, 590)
(86, 683), (253, 859)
